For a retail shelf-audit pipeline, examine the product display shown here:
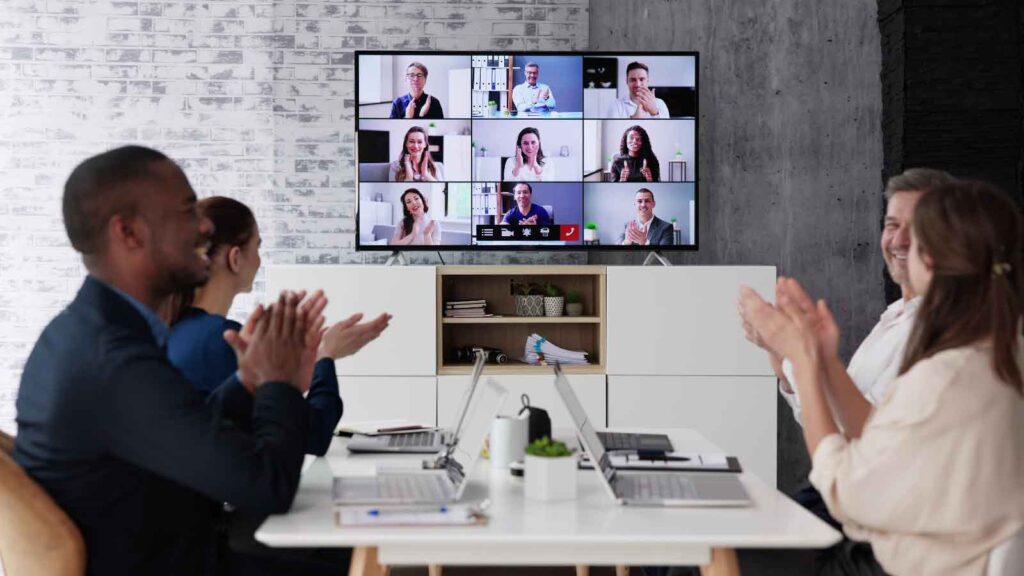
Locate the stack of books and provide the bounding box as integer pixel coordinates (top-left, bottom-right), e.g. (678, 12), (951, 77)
(444, 299), (490, 318)
(523, 333), (590, 365)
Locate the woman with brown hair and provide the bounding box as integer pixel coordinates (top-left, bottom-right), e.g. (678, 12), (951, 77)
(741, 180), (1023, 575)
(390, 187), (441, 245)
(389, 126), (444, 182)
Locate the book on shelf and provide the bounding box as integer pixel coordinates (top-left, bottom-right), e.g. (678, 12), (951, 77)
(444, 309), (492, 318)
(445, 299), (486, 307)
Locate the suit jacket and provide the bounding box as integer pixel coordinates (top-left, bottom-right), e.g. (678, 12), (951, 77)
(13, 277), (308, 576)
(618, 215), (675, 246)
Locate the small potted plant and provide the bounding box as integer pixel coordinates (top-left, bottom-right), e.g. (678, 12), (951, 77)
(487, 100), (498, 115)
(543, 283), (564, 317)
(583, 222), (598, 244)
(524, 437), (577, 501)
(565, 290), (583, 317)
(512, 280), (544, 317)
(427, 121), (437, 136)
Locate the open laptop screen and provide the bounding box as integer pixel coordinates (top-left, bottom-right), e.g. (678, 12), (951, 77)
(446, 378), (508, 497)
(553, 364), (615, 486)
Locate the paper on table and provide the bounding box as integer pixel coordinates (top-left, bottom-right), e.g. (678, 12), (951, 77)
(336, 420), (437, 436)
(335, 504), (486, 527)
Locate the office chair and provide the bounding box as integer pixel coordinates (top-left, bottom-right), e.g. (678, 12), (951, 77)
(987, 529), (1024, 576)
(0, 430), (86, 576)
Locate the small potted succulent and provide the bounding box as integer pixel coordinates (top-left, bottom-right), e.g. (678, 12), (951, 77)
(583, 222), (598, 243)
(487, 100), (498, 115)
(543, 283), (564, 317)
(565, 290), (583, 317)
(427, 121), (437, 136)
(512, 280), (545, 317)
(524, 437), (577, 501)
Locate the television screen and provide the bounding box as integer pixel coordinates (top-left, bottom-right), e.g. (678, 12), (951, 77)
(356, 51), (698, 251)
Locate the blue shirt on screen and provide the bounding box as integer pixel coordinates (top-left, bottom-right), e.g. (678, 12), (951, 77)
(502, 203), (551, 225)
(168, 307), (343, 456)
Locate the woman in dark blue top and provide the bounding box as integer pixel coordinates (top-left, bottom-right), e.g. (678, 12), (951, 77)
(168, 197), (391, 457)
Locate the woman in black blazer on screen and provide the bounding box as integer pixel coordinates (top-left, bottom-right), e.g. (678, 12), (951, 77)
(611, 125), (660, 183)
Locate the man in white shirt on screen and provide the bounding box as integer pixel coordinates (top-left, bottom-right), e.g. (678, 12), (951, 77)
(512, 62), (556, 113)
(606, 61), (670, 119)
(618, 188), (673, 246)
(739, 167), (955, 528)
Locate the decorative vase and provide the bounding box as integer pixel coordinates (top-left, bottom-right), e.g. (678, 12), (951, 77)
(544, 296), (564, 317)
(525, 454), (577, 501)
(565, 302), (583, 317)
(583, 229), (597, 242)
(515, 295), (544, 317)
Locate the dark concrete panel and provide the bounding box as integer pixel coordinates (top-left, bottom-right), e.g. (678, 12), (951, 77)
(589, 0), (886, 492)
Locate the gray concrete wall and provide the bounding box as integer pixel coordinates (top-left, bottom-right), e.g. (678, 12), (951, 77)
(588, 0), (886, 492)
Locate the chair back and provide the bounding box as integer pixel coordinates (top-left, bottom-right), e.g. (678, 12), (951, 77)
(0, 430), (86, 576)
(987, 529), (1024, 576)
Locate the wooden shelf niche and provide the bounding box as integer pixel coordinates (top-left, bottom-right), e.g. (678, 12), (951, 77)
(436, 266), (606, 374)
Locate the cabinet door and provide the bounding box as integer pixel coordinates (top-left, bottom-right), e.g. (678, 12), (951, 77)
(266, 265), (436, 376)
(437, 374), (606, 431)
(338, 376), (437, 427)
(608, 376), (777, 486)
(606, 266), (775, 376)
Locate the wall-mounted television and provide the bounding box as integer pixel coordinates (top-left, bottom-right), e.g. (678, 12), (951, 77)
(355, 51), (698, 251)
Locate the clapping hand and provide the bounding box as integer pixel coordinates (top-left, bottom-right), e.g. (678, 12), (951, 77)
(625, 220), (645, 244)
(419, 95), (432, 118)
(521, 214), (538, 225)
(641, 158), (652, 182)
(539, 87), (550, 101)
(737, 280), (823, 369)
(318, 313), (392, 361)
(512, 146), (524, 176)
(636, 87), (659, 115)
(227, 291), (314, 392)
(404, 97), (416, 118)
(423, 219), (438, 237)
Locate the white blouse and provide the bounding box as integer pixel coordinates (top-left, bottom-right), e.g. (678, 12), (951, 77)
(810, 344), (1024, 576)
(503, 158), (555, 182)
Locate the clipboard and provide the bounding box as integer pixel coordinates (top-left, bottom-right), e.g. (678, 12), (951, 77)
(335, 503), (488, 528)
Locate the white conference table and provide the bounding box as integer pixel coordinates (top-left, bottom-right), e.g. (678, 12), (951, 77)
(257, 428), (841, 576)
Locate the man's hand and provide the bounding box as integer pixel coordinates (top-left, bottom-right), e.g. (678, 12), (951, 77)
(226, 291), (309, 392)
(539, 87), (550, 101)
(404, 96), (416, 118)
(521, 214), (538, 225)
(737, 283), (819, 369)
(624, 220), (645, 244)
(318, 313), (392, 361)
(778, 278), (840, 361)
(418, 95), (432, 117)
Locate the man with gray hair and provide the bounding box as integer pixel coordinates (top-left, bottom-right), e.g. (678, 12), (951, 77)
(740, 167), (956, 527)
(512, 62), (556, 113)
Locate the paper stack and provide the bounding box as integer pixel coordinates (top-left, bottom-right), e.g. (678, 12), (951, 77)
(445, 299), (490, 318)
(523, 333), (589, 365)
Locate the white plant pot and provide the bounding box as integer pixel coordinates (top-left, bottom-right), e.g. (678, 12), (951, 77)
(583, 229), (598, 242)
(524, 454), (577, 501)
(544, 296), (564, 317)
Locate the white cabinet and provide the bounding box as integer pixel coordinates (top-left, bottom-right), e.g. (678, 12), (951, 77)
(608, 376), (777, 485)
(338, 377), (437, 426)
(606, 266), (775, 376)
(266, 266), (436, 376)
(438, 374), (606, 430)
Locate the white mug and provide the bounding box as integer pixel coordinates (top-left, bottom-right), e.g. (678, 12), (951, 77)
(490, 415), (528, 469)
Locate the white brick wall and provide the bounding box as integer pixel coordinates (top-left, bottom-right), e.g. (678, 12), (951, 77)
(0, 0), (589, 434)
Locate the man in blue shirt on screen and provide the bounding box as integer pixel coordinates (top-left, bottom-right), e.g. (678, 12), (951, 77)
(512, 62), (556, 113)
(501, 182), (551, 225)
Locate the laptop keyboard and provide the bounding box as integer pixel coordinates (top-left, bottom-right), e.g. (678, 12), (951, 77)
(598, 432), (640, 450)
(621, 474), (698, 500)
(378, 474), (450, 501)
(386, 431), (438, 448)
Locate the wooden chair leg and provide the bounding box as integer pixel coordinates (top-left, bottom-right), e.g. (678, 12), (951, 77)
(349, 546), (387, 576)
(575, 565), (590, 576)
(700, 547), (740, 576)
(428, 565), (443, 576)
(616, 565), (630, 576)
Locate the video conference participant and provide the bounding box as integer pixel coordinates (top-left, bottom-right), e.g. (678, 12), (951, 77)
(391, 188), (441, 245)
(606, 61), (670, 119)
(501, 182), (551, 226)
(389, 126), (444, 182)
(12, 145), (318, 576)
(503, 127), (556, 182)
(610, 125), (660, 182)
(512, 62), (556, 113)
(740, 180), (1023, 576)
(618, 188), (672, 246)
(389, 61), (444, 120)
(738, 168), (954, 531)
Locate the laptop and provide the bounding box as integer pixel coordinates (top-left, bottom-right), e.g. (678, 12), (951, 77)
(596, 431), (674, 453)
(346, 350), (488, 454)
(332, 377), (508, 504)
(552, 363), (751, 507)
